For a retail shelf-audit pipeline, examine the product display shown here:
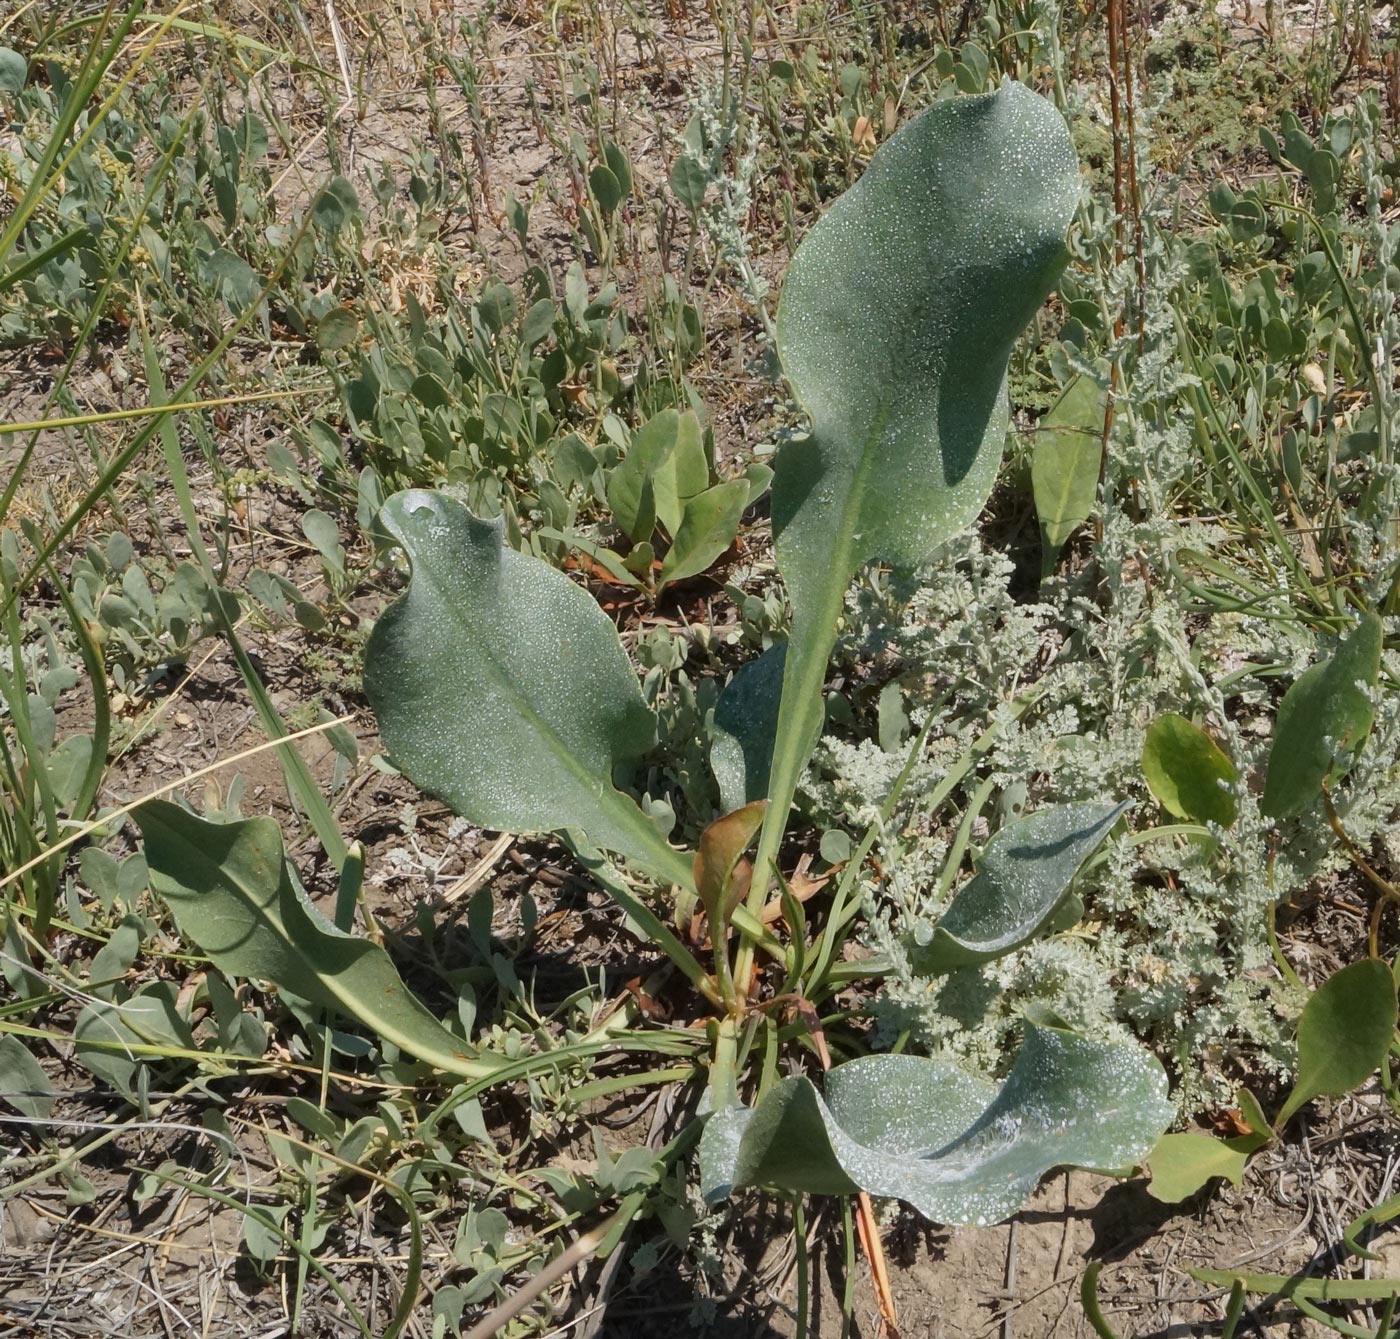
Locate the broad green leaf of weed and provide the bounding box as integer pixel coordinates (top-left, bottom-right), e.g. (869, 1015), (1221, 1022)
(87, 912), (143, 1000)
(476, 278), (517, 334)
(433, 1285), (466, 1336)
(312, 176), (360, 234)
(876, 680), (909, 755)
(0, 48), (27, 94)
(622, 539), (655, 579)
(590, 163), (624, 214)
(1031, 373), (1106, 579)
(1276, 959), (1396, 1127)
(669, 156), (708, 212)
(650, 409), (708, 537)
(203, 249), (260, 312)
(0, 1035), (54, 1120)
(1262, 612), (1383, 819)
(506, 193), (530, 247)
(1147, 1092), (1270, 1203)
(603, 140), (633, 197)
(607, 409), (681, 544)
(1142, 713), (1237, 827)
(316, 307), (359, 351)
(301, 509), (346, 572)
(45, 734), (93, 810)
(1148, 1135), (1253, 1203)
(520, 297), (555, 346)
(819, 829), (852, 865)
(74, 983), (193, 1101)
(242, 1202), (290, 1269)
(659, 478), (748, 585)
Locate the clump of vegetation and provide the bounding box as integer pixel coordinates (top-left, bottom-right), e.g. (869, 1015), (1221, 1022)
(4, 1), (1400, 1335)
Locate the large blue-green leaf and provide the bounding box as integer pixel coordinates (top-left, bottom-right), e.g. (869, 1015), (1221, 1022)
(908, 801), (1129, 975)
(751, 82), (1081, 898)
(138, 801), (503, 1080)
(700, 1026), (1172, 1225)
(364, 490), (691, 889)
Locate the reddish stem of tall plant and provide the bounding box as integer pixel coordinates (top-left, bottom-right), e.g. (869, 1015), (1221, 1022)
(1099, 0), (1146, 532)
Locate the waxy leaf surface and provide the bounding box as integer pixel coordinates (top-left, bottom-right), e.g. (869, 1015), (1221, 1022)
(762, 82), (1081, 864)
(138, 801), (502, 1080)
(700, 1026), (1172, 1225)
(909, 801), (1129, 975)
(711, 643), (786, 816)
(364, 490), (691, 888)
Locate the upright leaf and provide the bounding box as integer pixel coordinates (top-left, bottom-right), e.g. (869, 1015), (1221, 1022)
(365, 491), (691, 888)
(670, 156), (708, 212)
(758, 83), (1080, 889)
(589, 164), (624, 215)
(606, 410), (680, 545)
(659, 479), (749, 585)
(694, 802), (767, 926)
(651, 410), (709, 537)
(711, 643), (786, 815)
(138, 802), (503, 1080)
(603, 140), (633, 198)
(0, 48), (27, 95)
(1276, 959), (1396, 1127)
(0, 1035), (54, 1121)
(1031, 374), (1106, 578)
(1142, 713), (1238, 827)
(1262, 613), (1383, 819)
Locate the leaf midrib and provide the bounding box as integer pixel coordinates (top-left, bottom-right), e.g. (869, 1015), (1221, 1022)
(155, 806), (504, 1075)
(402, 542), (692, 889)
(752, 408), (888, 899)
(147, 809), (498, 1079)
